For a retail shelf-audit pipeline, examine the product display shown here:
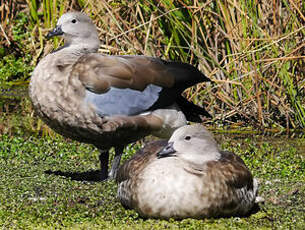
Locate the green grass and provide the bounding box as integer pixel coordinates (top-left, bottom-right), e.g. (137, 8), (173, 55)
(0, 132), (304, 229)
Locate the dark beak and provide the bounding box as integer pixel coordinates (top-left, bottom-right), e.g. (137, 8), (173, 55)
(157, 142), (176, 158)
(46, 25), (64, 39)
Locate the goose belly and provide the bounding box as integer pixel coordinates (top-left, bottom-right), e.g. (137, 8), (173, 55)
(136, 158), (208, 219)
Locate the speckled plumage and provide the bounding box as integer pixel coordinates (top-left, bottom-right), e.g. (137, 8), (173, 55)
(29, 12), (210, 179)
(116, 125), (259, 219)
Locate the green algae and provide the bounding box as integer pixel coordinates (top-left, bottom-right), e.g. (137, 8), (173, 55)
(0, 132), (304, 229)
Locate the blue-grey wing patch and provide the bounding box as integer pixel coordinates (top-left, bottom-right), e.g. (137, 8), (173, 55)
(85, 84), (162, 116)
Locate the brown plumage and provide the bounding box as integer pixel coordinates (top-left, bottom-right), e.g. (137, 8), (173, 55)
(116, 125), (259, 219)
(29, 12), (210, 180)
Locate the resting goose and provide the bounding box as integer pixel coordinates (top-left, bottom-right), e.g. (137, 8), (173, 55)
(116, 124), (259, 219)
(29, 12), (210, 180)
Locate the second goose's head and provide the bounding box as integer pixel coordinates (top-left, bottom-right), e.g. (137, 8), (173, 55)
(158, 124), (221, 165)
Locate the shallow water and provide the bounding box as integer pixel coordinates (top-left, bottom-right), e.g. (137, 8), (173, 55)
(212, 129), (305, 155)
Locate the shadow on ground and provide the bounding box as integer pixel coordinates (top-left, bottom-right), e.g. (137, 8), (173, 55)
(45, 169), (106, 182)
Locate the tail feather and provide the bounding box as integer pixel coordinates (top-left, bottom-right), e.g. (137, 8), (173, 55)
(176, 95), (211, 122)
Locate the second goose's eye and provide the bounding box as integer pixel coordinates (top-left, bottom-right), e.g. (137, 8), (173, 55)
(71, 19), (77, 23)
(184, 135), (191, 141)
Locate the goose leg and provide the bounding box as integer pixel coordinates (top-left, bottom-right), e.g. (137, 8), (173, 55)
(99, 149), (110, 180)
(108, 146), (124, 179)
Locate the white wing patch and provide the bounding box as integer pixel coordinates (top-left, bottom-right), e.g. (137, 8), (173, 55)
(85, 84), (162, 116)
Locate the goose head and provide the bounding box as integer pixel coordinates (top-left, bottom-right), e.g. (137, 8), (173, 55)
(47, 12), (100, 52)
(158, 124), (221, 165)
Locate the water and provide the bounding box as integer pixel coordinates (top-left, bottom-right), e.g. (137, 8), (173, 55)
(212, 129), (305, 155)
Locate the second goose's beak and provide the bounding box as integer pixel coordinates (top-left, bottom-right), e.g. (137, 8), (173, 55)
(157, 142), (176, 158)
(46, 25), (64, 39)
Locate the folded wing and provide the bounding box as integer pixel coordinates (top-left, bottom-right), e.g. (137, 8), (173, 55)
(71, 54), (210, 116)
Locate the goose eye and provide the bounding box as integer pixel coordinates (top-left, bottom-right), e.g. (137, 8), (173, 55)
(71, 19), (77, 23)
(184, 135), (191, 141)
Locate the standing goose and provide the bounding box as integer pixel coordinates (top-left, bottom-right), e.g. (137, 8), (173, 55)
(116, 124), (259, 219)
(29, 12), (210, 180)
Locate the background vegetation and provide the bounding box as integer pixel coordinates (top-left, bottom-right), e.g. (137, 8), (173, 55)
(1, 0), (305, 134)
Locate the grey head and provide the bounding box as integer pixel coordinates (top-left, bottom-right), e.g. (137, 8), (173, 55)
(47, 12), (100, 52)
(158, 124), (221, 165)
